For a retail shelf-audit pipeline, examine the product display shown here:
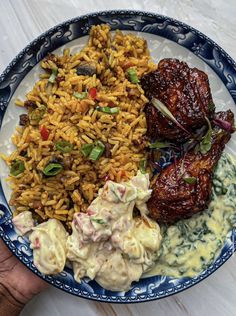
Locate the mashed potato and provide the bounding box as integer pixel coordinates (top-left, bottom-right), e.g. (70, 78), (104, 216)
(13, 172), (162, 291)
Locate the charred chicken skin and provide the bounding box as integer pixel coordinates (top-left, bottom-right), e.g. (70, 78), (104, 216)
(147, 110), (234, 224)
(141, 58), (215, 142)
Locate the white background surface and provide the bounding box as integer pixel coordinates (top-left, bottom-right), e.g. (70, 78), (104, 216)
(0, 1), (236, 315)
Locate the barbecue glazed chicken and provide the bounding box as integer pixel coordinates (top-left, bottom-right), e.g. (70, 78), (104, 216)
(147, 110), (235, 224)
(141, 58), (215, 142)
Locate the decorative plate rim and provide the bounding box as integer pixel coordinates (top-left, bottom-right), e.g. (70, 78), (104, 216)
(1, 10), (236, 89)
(0, 10), (236, 303)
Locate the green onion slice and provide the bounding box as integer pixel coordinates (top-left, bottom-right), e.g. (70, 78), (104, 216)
(89, 147), (103, 161)
(139, 159), (147, 174)
(89, 141), (105, 161)
(81, 143), (94, 157)
(43, 163), (63, 176)
(10, 160), (25, 176)
(127, 68), (140, 84)
(73, 91), (88, 100)
(29, 105), (46, 124)
(55, 140), (73, 153)
(96, 140), (105, 149)
(91, 218), (106, 224)
(48, 68), (58, 84)
(183, 177), (197, 184)
(96, 106), (119, 114)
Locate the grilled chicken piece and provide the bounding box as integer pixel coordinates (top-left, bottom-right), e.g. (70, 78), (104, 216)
(147, 110), (234, 224)
(141, 58), (214, 142)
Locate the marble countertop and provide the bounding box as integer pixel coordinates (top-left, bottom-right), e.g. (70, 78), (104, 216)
(0, 1), (236, 315)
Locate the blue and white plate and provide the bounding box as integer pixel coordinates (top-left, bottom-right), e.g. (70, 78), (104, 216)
(0, 10), (236, 303)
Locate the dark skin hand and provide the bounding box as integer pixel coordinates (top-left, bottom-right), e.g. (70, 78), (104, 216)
(0, 238), (48, 316)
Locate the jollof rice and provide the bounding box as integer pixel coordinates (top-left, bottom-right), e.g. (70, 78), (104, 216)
(4, 24), (156, 231)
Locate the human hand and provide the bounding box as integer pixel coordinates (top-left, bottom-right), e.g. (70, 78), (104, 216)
(0, 238), (48, 315)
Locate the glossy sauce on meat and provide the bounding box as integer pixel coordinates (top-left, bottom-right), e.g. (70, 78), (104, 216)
(141, 58), (215, 142)
(147, 110), (234, 224)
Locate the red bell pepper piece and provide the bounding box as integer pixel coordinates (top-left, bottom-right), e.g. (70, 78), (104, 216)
(89, 87), (97, 99)
(40, 126), (49, 140)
